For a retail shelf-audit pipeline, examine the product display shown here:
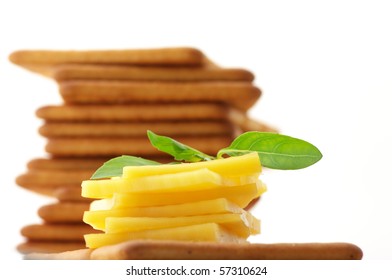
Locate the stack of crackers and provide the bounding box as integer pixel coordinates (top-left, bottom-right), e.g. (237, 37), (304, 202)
(10, 47), (276, 255)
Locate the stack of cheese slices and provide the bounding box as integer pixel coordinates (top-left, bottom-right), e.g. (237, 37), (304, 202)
(10, 47), (276, 255)
(82, 153), (265, 249)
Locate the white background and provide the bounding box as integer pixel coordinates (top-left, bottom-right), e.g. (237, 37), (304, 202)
(1, 0), (392, 265)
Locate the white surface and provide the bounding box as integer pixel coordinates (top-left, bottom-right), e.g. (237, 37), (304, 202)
(1, 0), (392, 261)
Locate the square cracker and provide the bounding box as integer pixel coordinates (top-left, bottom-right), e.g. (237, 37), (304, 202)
(24, 240), (363, 260)
(9, 47), (204, 77)
(38, 121), (234, 138)
(44, 135), (233, 157)
(59, 81), (261, 111)
(20, 223), (100, 241)
(36, 103), (229, 122)
(38, 202), (90, 223)
(53, 64), (254, 82)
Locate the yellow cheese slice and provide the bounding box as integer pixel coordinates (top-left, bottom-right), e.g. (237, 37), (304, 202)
(89, 180), (266, 210)
(105, 212), (260, 238)
(84, 223), (246, 248)
(82, 168), (259, 199)
(84, 198), (243, 230)
(123, 152), (261, 180)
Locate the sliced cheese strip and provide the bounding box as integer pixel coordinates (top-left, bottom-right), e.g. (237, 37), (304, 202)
(84, 223), (246, 249)
(105, 213), (260, 238)
(83, 198), (243, 230)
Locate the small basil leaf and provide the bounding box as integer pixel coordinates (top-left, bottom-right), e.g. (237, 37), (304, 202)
(90, 155), (161, 179)
(147, 130), (215, 162)
(218, 132), (322, 170)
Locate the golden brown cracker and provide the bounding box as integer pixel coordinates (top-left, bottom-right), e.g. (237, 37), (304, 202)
(39, 121), (233, 138)
(27, 156), (172, 171)
(17, 241), (87, 254)
(27, 157), (109, 171)
(38, 202), (90, 223)
(36, 103), (229, 122)
(59, 81), (261, 111)
(53, 64), (254, 82)
(20, 224), (100, 241)
(24, 248), (93, 259)
(90, 241), (363, 260)
(16, 170), (93, 188)
(16, 169), (90, 196)
(22, 241), (363, 260)
(18, 185), (81, 197)
(9, 47), (204, 77)
(45, 136), (233, 157)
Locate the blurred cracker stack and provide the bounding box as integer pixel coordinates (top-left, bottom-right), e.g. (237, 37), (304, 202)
(10, 47), (276, 254)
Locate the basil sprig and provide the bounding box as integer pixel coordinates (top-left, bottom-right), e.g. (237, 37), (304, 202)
(147, 130), (215, 162)
(90, 130), (322, 179)
(217, 132), (322, 170)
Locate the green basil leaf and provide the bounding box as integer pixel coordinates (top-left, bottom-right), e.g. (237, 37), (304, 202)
(90, 155), (161, 179)
(217, 132), (322, 170)
(147, 130), (215, 162)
